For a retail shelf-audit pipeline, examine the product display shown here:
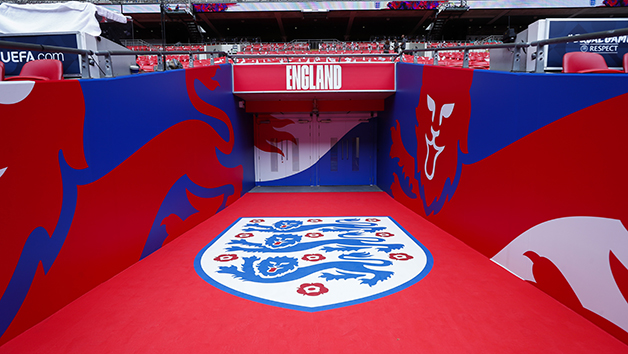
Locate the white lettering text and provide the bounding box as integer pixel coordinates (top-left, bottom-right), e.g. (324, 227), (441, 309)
(286, 64), (343, 91)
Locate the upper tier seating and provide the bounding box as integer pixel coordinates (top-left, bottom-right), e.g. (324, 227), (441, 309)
(127, 41), (492, 70)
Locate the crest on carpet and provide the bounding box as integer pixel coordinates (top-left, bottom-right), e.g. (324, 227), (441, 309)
(195, 217), (433, 312)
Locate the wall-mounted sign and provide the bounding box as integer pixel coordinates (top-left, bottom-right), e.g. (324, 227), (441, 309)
(546, 19), (628, 70)
(0, 33), (81, 77)
(233, 62), (396, 94)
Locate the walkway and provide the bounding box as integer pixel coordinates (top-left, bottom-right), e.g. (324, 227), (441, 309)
(1, 192), (625, 353)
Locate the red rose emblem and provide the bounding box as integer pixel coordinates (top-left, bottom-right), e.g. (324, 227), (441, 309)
(389, 253), (413, 261)
(366, 218), (380, 222)
(376, 232), (394, 237)
(235, 232), (254, 238)
(249, 219), (264, 223)
(305, 232), (324, 238)
(302, 254), (326, 262)
(297, 283), (329, 296)
(307, 219), (323, 223)
(214, 254), (239, 262)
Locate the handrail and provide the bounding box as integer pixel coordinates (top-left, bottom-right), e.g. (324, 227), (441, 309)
(401, 27), (628, 72)
(0, 39), (92, 55)
(0, 39), (229, 77)
(0, 39), (95, 78)
(2, 26), (628, 77)
(106, 50), (226, 56)
(232, 52), (399, 63)
(530, 27), (628, 47)
(527, 27), (628, 73)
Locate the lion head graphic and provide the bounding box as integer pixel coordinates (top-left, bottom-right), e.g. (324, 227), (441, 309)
(391, 66), (473, 215)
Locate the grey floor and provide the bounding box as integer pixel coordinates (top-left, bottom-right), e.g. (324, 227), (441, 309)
(248, 185), (383, 193)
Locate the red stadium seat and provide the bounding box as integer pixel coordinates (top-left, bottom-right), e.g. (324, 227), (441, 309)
(4, 59), (63, 81)
(562, 52), (622, 74)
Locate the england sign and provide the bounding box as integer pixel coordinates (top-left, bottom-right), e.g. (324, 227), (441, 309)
(232, 63), (396, 94)
(195, 217), (433, 312)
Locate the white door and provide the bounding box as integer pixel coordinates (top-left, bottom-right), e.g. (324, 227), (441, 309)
(255, 114), (314, 185)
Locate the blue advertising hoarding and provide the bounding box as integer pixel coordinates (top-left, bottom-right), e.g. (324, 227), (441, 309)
(0, 33), (81, 77)
(547, 19), (628, 70)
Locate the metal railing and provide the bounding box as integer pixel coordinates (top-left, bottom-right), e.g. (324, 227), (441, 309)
(231, 52), (399, 63)
(233, 27), (628, 71)
(0, 40), (96, 78)
(2, 27), (628, 78)
(402, 27), (628, 72)
(0, 39), (230, 78)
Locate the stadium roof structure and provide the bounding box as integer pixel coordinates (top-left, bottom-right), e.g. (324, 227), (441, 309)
(138, 3), (628, 43)
(2, 0), (627, 42)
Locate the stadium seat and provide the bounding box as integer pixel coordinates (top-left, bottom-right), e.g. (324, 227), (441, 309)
(562, 52), (623, 74)
(4, 59), (63, 81)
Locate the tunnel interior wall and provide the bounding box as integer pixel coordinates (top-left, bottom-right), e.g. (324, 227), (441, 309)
(377, 62), (628, 344)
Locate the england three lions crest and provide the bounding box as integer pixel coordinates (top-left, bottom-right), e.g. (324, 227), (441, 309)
(195, 217), (433, 311)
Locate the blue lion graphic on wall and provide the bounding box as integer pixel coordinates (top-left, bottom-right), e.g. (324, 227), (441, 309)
(218, 252), (394, 286)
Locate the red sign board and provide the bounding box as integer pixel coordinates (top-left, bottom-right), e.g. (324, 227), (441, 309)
(233, 62), (396, 93)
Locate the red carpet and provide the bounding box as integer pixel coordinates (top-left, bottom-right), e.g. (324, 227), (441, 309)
(0, 192), (626, 353)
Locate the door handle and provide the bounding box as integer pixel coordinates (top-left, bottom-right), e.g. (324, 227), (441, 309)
(339, 139), (343, 160)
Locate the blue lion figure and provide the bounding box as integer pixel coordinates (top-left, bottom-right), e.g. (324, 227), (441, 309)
(272, 220), (303, 231)
(256, 256), (299, 278)
(263, 234), (302, 249)
(226, 233), (404, 254)
(218, 252), (394, 286)
(242, 218), (386, 236)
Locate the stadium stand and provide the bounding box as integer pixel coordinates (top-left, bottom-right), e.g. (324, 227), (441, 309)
(127, 40), (493, 70)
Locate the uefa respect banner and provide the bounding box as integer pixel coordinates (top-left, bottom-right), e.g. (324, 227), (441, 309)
(546, 19), (628, 70)
(195, 216), (433, 311)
